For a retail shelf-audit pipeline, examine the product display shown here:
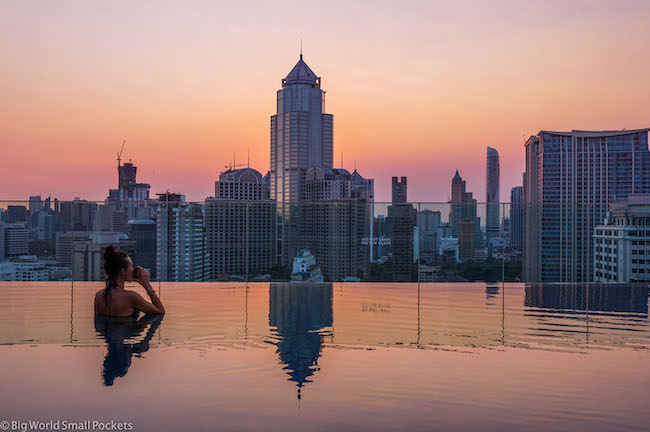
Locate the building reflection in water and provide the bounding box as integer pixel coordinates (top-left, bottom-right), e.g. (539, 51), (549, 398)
(94, 314), (164, 386)
(485, 284), (500, 306)
(525, 283), (648, 314)
(268, 283), (333, 400)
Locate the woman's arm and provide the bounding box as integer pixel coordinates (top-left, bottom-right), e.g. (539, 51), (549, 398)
(130, 269), (165, 314)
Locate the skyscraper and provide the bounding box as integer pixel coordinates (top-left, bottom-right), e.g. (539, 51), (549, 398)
(205, 168), (275, 280)
(59, 199), (97, 231)
(458, 219), (476, 260)
(392, 177), (407, 204)
(29, 196), (44, 215)
(129, 219), (157, 280)
(509, 186), (523, 250)
(449, 170), (481, 252)
(108, 161), (153, 220)
(156, 193), (209, 282)
(418, 209), (441, 254)
(270, 54), (333, 266)
(523, 129), (650, 282)
(388, 176), (415, 281)
(486, 147), (500, 255)
(301, 167), (372, 281)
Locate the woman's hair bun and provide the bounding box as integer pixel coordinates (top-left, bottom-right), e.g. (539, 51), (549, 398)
(103, 245), (129, 288)
(103, 245), (117, 260)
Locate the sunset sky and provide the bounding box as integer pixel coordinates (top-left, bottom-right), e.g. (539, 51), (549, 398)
(1, 0), (649, 203)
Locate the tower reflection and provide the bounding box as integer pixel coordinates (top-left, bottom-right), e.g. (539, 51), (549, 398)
(94, 314), (164, 386)
(269, 283), (333, 400)
(525, 283), (648, 314)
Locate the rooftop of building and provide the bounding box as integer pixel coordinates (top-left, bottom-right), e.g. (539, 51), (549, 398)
(283, 54), (320, 87)
(219, 167), (264, 183)
(537, 128), (650, 137)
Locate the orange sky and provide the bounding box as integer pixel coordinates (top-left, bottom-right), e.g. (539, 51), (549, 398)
(1, 0), (649, 203)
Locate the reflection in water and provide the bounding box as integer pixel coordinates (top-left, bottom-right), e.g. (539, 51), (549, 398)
(269, 283), (333, 400)
(94, 314), (164, 386)
(485, 284), (499, 305)
(525, 284), (649, 314)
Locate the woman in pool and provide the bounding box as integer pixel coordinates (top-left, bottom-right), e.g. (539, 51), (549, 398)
(94, 245), (165, 316)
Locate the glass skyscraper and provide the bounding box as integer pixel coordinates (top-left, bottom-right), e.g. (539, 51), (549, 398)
(523, 129), (650, 282)
(270, 55), (333, 265)
(486, 147), (500, 255)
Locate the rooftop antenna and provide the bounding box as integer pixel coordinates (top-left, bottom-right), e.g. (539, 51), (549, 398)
(341, 152), (343, 168)
(354, 160), (357, 171)
(233, 152), (236, 171)
(300, 39), (303, 59)
(247, 149), (250, 169)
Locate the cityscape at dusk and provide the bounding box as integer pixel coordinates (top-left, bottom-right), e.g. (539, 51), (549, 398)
(2, 1), (650, 431)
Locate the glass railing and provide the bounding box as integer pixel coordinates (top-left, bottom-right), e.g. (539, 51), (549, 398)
(0, 199), (645, 284)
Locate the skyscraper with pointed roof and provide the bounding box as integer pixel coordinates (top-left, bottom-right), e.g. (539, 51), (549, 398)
(270, 54), (333, 265)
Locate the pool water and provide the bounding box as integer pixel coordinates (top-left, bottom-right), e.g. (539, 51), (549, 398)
(0, 282), (648, 432)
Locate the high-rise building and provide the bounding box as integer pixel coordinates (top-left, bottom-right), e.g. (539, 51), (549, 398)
(458, 219), (476, 260)
(418, 209), (441, 254)
(29, 196), (44, 214)
(594, 195), (650, 282)
(449, 170), (482, 252)
(352, 170), (375, 262)
(270, 54), (333, 265)
(392, 177), (407, 204)
(388, 176), (415, 281)
(156, 193), (209, 282)
(524, 129), (650, 282)
(450, 171), (471, 235)
(59, 199), (97, 231)
(1, 222), (29, 258)
(56, 231), (92, 270)
(205, 168), (275, 280)
(486, 147), (500, 255)
(301, 167), (372, 281)
(94, 204), (128, 233)
(509, 186), (524, 250)
(372, 215), (391, 261)
(128, 219), (157, 280)
(5, 206), (27, 224)
(108, 161), (154, 220)
(37, 212), (56, 241)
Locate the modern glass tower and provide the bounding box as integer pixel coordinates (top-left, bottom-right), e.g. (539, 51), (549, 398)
(486, 147), (500, 255)
(270, 55), (333, 265)
(523, 129), (650, 282)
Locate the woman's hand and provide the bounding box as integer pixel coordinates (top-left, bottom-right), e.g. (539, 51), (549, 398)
(135, 267), (151, 286)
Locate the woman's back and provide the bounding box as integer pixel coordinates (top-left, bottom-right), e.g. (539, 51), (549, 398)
(94, 286), (137, 317)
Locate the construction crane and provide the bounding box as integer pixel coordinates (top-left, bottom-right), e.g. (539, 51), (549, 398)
(224, 163), (248, 170)
(117, 140), (126, 167)
(224, 151), (250, 171)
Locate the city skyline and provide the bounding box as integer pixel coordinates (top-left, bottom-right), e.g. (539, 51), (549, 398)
(2, 1), (650, 202)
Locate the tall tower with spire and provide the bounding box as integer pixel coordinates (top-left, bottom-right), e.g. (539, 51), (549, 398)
(270, 54), (333, 265)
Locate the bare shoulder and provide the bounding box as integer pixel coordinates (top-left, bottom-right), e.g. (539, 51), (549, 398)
(125, 289), (145, 302)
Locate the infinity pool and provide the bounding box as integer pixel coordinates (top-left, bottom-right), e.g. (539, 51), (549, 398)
(0, 282), (648, 432)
